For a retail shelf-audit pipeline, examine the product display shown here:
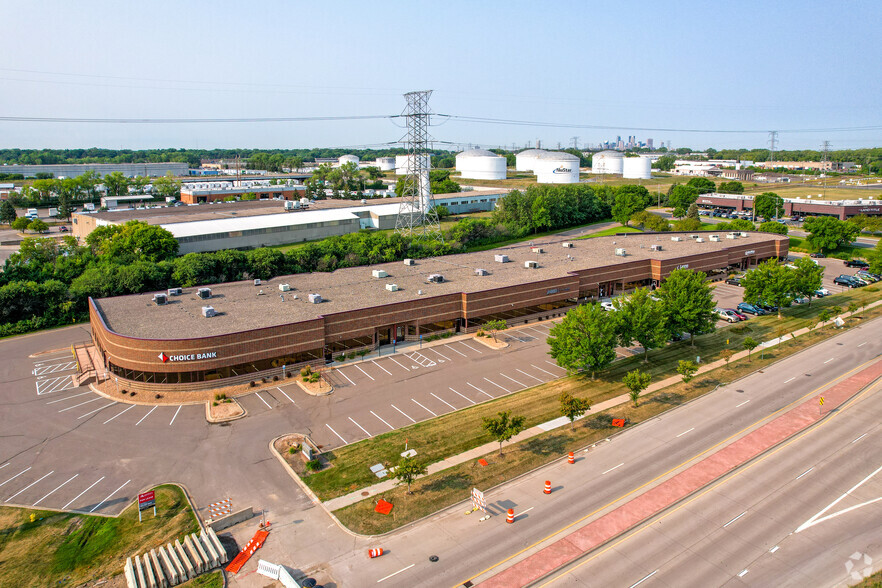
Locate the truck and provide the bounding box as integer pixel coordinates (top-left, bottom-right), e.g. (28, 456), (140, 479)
(26, 208), (38, 219)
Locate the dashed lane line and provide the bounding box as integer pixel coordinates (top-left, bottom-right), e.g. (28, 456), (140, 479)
(372, 360), (392, 376)
(500, 373), (526, 388)
(824, 357), (835, 364)
(277, 387), (297, 404)
(254, 392), (272, 409)
(444, 344), (467, 358)
(58, 397), (101, 413)
(326, 424), (347, 444)
(103, 404), (136, 425)
(62, 476), (105, 510)
(430, 392), (457, 410)
(723, 511), (747, 528)
(516, 368), (544, 383)
(412, 398), (437, 416)
(531, 364), (558, 378)
(735, 399), (751, 408)
(468, 382), (494, 400)
(33, 474), (78, 507)
(169, 405), (183, 426)
(676, 427), (695, 438)
(449, 387), (476, 405)
(484, 378), (511, 394)
(371, 410), (394, 430)
(0, 463), (7, 471)
(377, 563), (416, 583)
(77, 401), (117, 419)
(602, 463), (624, 475)
(0, 467), (31, 489)
(354, 364), (376, 381)
(391, 404), (416, 423)
(7, 471), (54, 502)
(389, 357), (410, 371)
(459, 341), (483, 354)
(89, 479), (130, 513)
(337, 370), (356, 386)
(135, 406), (158, 426)
(46, 391), (92, 405)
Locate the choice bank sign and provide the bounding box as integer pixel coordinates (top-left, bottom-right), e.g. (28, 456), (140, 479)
(158, 352), (218, 363)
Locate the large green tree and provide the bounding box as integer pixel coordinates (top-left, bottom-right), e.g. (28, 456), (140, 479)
(790, 256), (824, 305)
(686, 177), (716, 195)
(757, 221), (788, 235)
(547, 302), (618, 379)
(718, 181), (744, 194)
(741, 259), (793, 318)
(102, 172), (129, 197)
(657, 268), (716, 345)
(803, 216), (860, 251)
(868, 238), (882, 275)
(753, 192), (784, 219)
(630, 210), (670, 232)
(614, 288), (667, 361)
(0, 200), (16, 224)
(668, 185), (699, 218)
(653, 154), (676, 171)
(152, 173), (182, 200)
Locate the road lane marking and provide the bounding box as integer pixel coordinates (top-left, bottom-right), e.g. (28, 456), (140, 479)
(0, 468), (31, 489)
(277, 387), (297, 405)
(89, 479), (130, 513)
(135, 406), (157, 426)
(354, 364), (375, 380)
(500, 373), (526, 388)
(602, 463), (624, 475)
(7, 471), (54, 502)
(77, 401), (117, 419)
(468, 382), (494, 399)
(338, 370), (356, 386)
(349, 417), (372, 438)
(444, 344), (467, 357)
(723, 511), (747, 527)
(326, 424), (347, 444)
(520, 506), (535, 516)
(372, 360), (392, 375)
(430, 392), (457, 411)
(858, 341), (867, 347)
(0, 463), (7, 471)
(449, 388), (476, 405)
(62, 476), (104, 510)
(824, 357), (835, 364)
(484, 377), (511, 394)
(103, 404), (136, 425)
(412, 398), (437, 416)
(735, 399), (750, 407)
(769, 545), (780, 553)
(738, 569), (749, 578)
(531, 364), (557, 377)
(370, 411), (394, 430)
(33, 474), (78, 506)
(459, 341), (483, 354)
(377, 564), (415, 583)
(254, 393), (272, 409)
(628, 570), (658, 588)
(784, 376), (796, 383)
(852, 433), (868, 444)
(430, 348), (451, 362)
(391, 404), (415, 422)
(516, 368), (544, 383)
(796, 467), (814, 480)
(169, 405), (183, 425)
(58, 397), (101, 412)
(796, 463), (882, 532)
(389, 357), (410, 371)
(46, 391), (92, 404)
(676, 427), (694, 438)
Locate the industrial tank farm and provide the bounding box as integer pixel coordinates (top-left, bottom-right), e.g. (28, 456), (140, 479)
(373, 156), (396, 171)
(395, 154), (431, 175)
(515, 149), (546, 172)
(591, 150), (624, 174)
(623, 155), (652, 179)
(533, 151), (580, 183)
(337, 154), (360, 166)
(455, 149), (507, 180)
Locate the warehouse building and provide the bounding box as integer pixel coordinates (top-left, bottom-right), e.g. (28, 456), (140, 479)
(179, 184), (305, 204)
(89, 231), (788, 392)
(0, 162), (189, 179)
(697, 193), (882, 220)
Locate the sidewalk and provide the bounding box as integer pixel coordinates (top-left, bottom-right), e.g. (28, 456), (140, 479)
(322, 299), (881, 511)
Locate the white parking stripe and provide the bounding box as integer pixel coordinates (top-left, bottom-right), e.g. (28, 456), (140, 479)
(59, 397), (101, 412)
(484, 378), (511, 394)
(500, 373), (526, 388)
(459, 341), (483, 354)
(135, 406), (157, 426)
(326, 424), (347, 444)
(33, 474), (78, 506)
(89, 479), (130, 513)
(544, 360), (566, 372)
(337, 370), (356, 386)
(412, 398), (437, 416)
(431, 348), (452, 362)
(77, 401), (117, 419)
(450, 387), (476, 405)
(391, 404), (416, 422)
(254, 393), (272, 409)
(277, 387), (297, 404)
(0, 467), (31, 489)
(371, 410), (394, 430)
(516, 368), (544, 383)
(468, 382), (494, 399)
(0, 463), (7, 471)
(431, 392), (457, 410)
(47, 391), (92, 404)
(7, 471), (54, 502)
(349, 417), (373, 437)
(444, 344), (467, 357)
(169, 405), (183, 425)
(354, 364), (375, 381)
(389, 357), (410, 371)
(372, 360), (393, 375)
(103, 404), (136, 425)
(531, 364), (558, 377)
(522, 326), (546, 337)
(62, 476), (105, 510)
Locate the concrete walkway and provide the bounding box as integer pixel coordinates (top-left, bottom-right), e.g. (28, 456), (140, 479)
(322, 299), (881, 512)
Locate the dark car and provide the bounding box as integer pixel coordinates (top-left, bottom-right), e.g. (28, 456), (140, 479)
(728, 308), (749, 321)
(834, 275), (862, 288)
(59, 226), (69, 232)
(725, 276), (743, 286)
(810, 252), (826, 258)
(737, 302), (768, 315)
(845, 259), (869, 268)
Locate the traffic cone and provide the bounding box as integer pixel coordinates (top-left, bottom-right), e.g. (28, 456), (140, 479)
(568, 452), (575, 465)
(368, 548), (384, 558)
(506, 509), (514, 524)
(544, 480), (552, 494)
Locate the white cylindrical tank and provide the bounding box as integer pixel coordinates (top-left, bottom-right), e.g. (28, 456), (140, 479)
(515, 149), (546, 172)
(338, 154), (360, 166)
(373, 157), (395, 171)
(623, 156), (652, 179)
(591, 150), (624, 174)
(455, 149), (507, 180)
(395, 155), (431, 175)
(533, 151), (580, 184)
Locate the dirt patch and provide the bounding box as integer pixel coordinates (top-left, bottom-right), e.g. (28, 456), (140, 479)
(206, 398), (245, 422)
(274, 434), (325, 476)
(473, 335), (509, 350)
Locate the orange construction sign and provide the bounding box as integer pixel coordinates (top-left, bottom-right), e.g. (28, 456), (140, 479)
(611, 419), (625, 427)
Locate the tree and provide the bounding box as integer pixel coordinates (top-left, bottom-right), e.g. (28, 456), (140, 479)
(743, 337), (758, 360)
(803, 216), (860, 252)
(559, 392), (591, 422)
(630, 210), (670, 232)
(686, 202), (700, 220)
(27, 219), (49, 233)
(11, 216), (30, 231)
(757, 221), (788, 235)
(102, 172), (129, 197)
(790, 256), (824, 305)
(393, 456), (427, 494)
(668, 185), (699, 218)
(614, 288), (667, 361)
(612, 185), (651, 226)
(848, 301), (859, 315)
(868, 238), (882, 275)
(674, 218), (703, 232)
(547, 302), (618, 379)
(653, 154), (676, 172)
(152, 172), (182, 201)
(718, 181), (744, 194)
(720, 349), (735, 367)
(623, 369), (652, 407)
(686, 177), (716, 195)
(482, 319), (507, 342)
(657, 268), (716, 345)
(741, 259), (793, 318)
(753, 192), (784, 220)
(482, 411), (526, 456)
(0, 200), (16, 224)
(677, 360), (698, 383)
(717, 218), (756, 232)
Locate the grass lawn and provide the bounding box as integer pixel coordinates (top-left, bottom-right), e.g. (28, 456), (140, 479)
(303, 286), (882, 504)
(179, 571), (224, 588)
(0, 484), (198, 587)
(579, 225), (642, 239)
(788, 236), (867, 260)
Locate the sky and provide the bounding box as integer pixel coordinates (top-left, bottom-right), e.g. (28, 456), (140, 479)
(1, 0), (881, 152)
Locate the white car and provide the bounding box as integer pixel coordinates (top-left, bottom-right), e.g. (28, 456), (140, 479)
(600, 300), (616, 311)
(815, 288), (830, 297)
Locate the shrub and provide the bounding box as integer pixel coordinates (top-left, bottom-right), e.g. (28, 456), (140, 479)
(335, 355), (346, 362)
(212, 401), (218, 406)
(288, 445), (300, 454)
(347, 352), (357, 359)
(305, 459), (322, 472)
(129, 391), (136, 396)
(250, 381), (256, 387)
(301, 366), (312, 377)
(356, 349), (369, 357)
(273, 375), (279, 381)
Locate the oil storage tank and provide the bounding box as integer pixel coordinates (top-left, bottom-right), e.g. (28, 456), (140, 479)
(623, 156), (652, 179)
(395, 155), (431, 175)
(515, 149), (546, 172)
(455, 149), (507, 180)
(591, 150), (624, 174)
(533, 151), (580, 183)
(373, 157), (396, 171)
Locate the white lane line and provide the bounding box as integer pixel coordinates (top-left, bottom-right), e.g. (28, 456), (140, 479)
(444, 344), (467, 357)
(389, 357), (410, 371)
(796, 467), (814, 480)
(169, 405), (183, 426)
(391, 404), (416, 423)
(372, 360), (392, 376)
(0, 463), (7, 471)
(501, 373), (526, 388)
(7, 471), (54, 502)
(354, 364), (375, 381)
(531, 364), (558, 377)
(135, 406), (158, 426)
(784, 376), (796, 383)
(738, 569), (749, 578)
(602, 463), (624, 475)
(769, 545), (780, 553)
(103, 404), (136, 425)
(628, 570), (658, 588)
(858, 341), (867, 347)
(484, 378), (511, 394)
(797, 464), (882, 533)
(277, 387), (297, 405)
(468, 382), (494, 399)
(62, 476), (105, 510)
(47, 391), (92, 404)
(824, 357), (835, 364)
(89, 479), (130, 513)
(77, 401), (117, 419)
(338, 370), (356, 386)
(676, 427), (695, 438)
(254, 393), (272, 409)
(431, 392), (457, 411)
(33, 474), (78, 507)
(735, 399), (750, 407)
(519, 506), (535, 515)
(516, 368), (544, 383)
(377, 563), (415, 583)
(723, 511), (747, 527)
(412, 398), (437, 416)
(459, 341), (483, 354)
(450, 387), (476, 405)
(371, 410), (394, 430)
(544, 360), (566, 372)
(58, 397), (101, 412)
(430, 348), (452, 362)
(852, 433), (868, 444)
(522, 326), (545, 337)
(326, 424), (347, 444)
(0, 467), (31, 489)
(349, 417), (373, 438)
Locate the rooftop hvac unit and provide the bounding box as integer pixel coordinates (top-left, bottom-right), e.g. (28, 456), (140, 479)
(615, 248), (627, 256)
(525, 261), (539, 269)
(308, 293), (323, 304)
(710, 235), (720, 242)
(726, 233), (738, 239)
(279, 283), (291, 292)
(202, 305), (216, 318)
(690, 234), (700, 240)
(153, 293), (167, 305)
(254, 279), (261, 286)
(739, 231), (750, 237)
(475, 268), (488, 276)
(403, 258), (415, 266)
(562, 242), (574, 248)
(531, 247), (544, 254)
(386, 283), (398, 292)
(650, 244), (662, 252)
(494, 254), (510, 263)
(696, 238), (705, 243)
(168, 287), (183, 296)
(372, 269), (388, 279)
(197, 288), (212, 299)
(427, 274), (444, 283)
(671, 236), (683, 242)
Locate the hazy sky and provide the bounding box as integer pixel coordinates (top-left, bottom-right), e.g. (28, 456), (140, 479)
(2, 0), (880, 151)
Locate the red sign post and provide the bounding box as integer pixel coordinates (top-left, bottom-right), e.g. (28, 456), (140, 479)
(138, 491), (156, 522)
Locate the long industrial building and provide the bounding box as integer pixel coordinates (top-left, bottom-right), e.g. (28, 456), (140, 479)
(89, 231), (788, 392)
(0, 162), (189, 178)
(697, 192), (882, 219)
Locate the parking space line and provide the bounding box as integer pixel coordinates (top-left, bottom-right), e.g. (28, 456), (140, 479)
(337, 370), (356, 386)
(62, 476), (105, 510)
(531, 364), (558, 377)
(500, 373), (526, 388)
(484, 378), (511, 394)
(389, 357), (410, 371)
(349, 417), (373, 438)
(354, 364), (375, 381)
(77, 401), (117, 419)
(33, 474), (78, 507)
(326, 424), (347, 444)
(135, 406), (157, 426)
(89, 479), (130, 513)
(412, 398), (438, 416)
(430, 348), (452, 362)
(102, 404), (136, 425)
(430, 392), (457, 410)
(544, 360), (566, 372)
(37, 376), (76, 395)
(516, 368), (544, 383)
(169, 405), (183, 426)
(47, 391), (92, 405)
(0, 463), (7, 471)
(391, 404), (416, 422)
(449, 387), (476, 405)
(254, 393), (273, 409)
(468, 382), (494, 399)
(522, 326), (546, 337)
(444, 344), (467, 357)
(277, 387), (297, 404)
(372, 360), (392, 376)
(7, 471), (54, 502)
(370, 410), (394, 430)
(59, 397), (101, 413)
(0, 467), (31, 489)
(459, 341), (483, 354)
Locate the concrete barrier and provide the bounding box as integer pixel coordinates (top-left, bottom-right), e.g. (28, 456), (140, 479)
(190, 532), (212, 570)
(141, 553), (157, 588)
(158, 545), (179, 585)
(124, 557), (137, 588)
(198, 531), (220, 568)
(166, 542), (187, 581)
(205, 527), (228, 563)
(134, 552), (146, 588)
(186, 534), (207, 573)
(207, 506), (254, 532)
(174, 539), (195, 579)
(279, 566), (300, 588)
(150, 549), (168, 588)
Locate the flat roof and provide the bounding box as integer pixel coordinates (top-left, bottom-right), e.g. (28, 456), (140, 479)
(95, 231), (786, 339)
(162, 208), (363, 238)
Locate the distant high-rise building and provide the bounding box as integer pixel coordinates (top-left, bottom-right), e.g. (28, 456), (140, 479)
(647, 138), (654, 149)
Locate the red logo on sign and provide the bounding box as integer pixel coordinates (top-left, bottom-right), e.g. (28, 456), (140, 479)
(611, 419), (625, 427)
(138, 491), (155, 504)
(158, 352), (169, 363)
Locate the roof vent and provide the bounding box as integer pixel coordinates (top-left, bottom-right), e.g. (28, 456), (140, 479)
(308, 293), (323, 304)
(168, 287), (183, 296)
(531, 247), (544, 254)
(475, 268), (488, 276)
(427, 274), (444, 283)
(726, 233), (738, 239)
(615, 248), (627, 257)
(153, 293), (167, 305)
(650, 244), (662, 252)
(739, 231), (750, 237)
(279, 283), (291, 292)
(671, 236), (683, 242)
(386, 283), (399, 292)
(418, 289), (423, 295)
(494, 254), (510, 263)
(403, 258), (415, 266)
(372, 269), (389, 279)
(197, 288), (212, 299)
(202, 305), (216, 317)
(254, 279), (261, 286)
(696, 237), (705, 243)
(690, 234), (700, 239)
(709, 235), (720, 242)
(562, 242), (574, 248)
(525, 260), (539, 269)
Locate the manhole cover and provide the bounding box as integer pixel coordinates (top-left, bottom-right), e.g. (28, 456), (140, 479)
(430, 555), (439, 562)
(736, 389), (745, 393)
(361, 491), (369, 496)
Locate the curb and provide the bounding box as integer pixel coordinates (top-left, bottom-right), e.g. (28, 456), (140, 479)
(205, 398), (247, 423)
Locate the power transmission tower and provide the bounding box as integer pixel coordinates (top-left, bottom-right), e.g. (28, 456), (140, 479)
(821, 140), (831, 165)
(395, 90), (441, 241)
(571, 136), (579, 150)
(821, 140), (831, 198)
(768, 131), (778, 163)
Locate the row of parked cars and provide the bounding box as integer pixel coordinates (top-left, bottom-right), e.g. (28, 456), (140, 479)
(833, 270), (880, 288)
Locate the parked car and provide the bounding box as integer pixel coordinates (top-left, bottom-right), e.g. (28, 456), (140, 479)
(725, 276), (743, 286)
(728, 308), (749, 321)
(757, 302), (779, 313)
(59, 226), (69, 232)
(850, 274), (872, 286)
(791, 296), (809, 304)
(810, 252), (826, 258)
(600, 300), (617, 311)
(814, 288), (830, 297)
(856, 271), (880, 282)
(715, 308), (741, 323)
(845, 259), (869, 268)
(737, 302), (768, 315)
(834, 275), (862, 288)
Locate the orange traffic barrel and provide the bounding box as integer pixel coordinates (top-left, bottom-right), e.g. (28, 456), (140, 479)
(544, 481), (552, 494)
(568, 452), (575, 464)
(368, 548), (384, 558)
(506, 509), (514, 524)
